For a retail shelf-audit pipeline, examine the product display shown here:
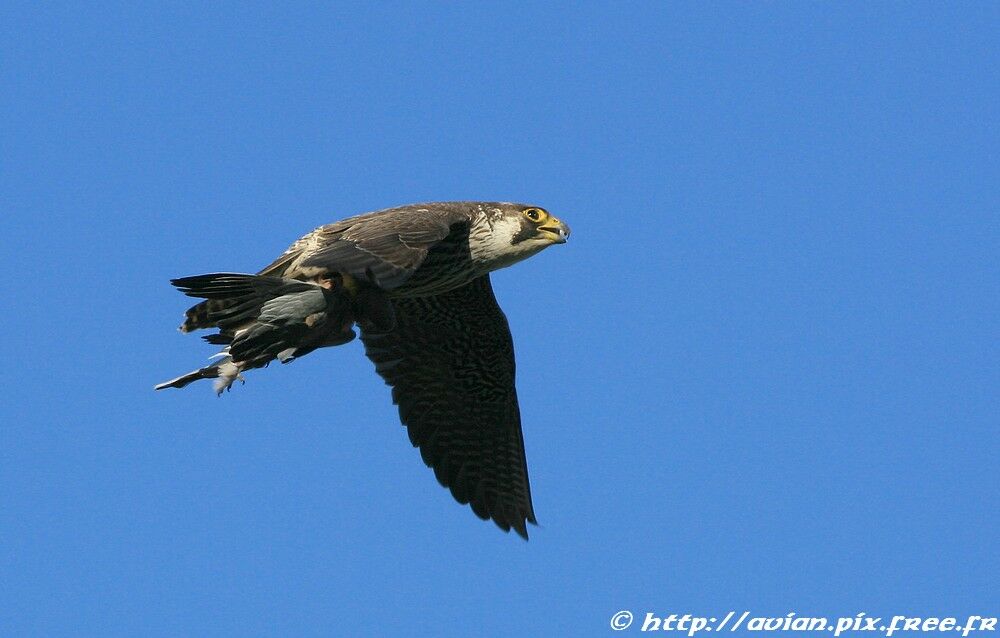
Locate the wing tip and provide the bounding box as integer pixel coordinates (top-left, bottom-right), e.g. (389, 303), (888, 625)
(496, 510), (537, 541)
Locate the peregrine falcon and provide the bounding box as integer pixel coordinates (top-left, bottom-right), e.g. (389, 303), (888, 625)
(156, 202), (570, 539)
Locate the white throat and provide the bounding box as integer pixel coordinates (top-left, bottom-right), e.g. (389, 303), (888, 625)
(468, 211), (548, 272)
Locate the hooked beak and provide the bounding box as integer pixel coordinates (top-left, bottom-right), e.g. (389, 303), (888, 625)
(539, 218), (571, 244)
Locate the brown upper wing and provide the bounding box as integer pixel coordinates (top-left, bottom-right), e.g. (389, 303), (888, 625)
(263, 203), (471, 289)
(360, 275), (537, 539)
(183, 203), (471, 332)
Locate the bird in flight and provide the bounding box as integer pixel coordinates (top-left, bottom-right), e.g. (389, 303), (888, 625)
(157, 201), (570, 539)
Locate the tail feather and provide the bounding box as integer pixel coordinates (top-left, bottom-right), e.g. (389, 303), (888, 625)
(228, 323), (292, 363)
(172, 273), (286, 298)
(182, 298), (234, 333)
(163, 272), (359, 394)
(207, 299), (264, 330)
(175, 273), (310, 332)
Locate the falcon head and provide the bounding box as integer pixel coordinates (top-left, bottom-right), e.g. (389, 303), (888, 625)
(515, 206), (571, 246)
(471, 203), (571, 270)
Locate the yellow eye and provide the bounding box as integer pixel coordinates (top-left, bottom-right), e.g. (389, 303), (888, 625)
(523, 207), (546, 222)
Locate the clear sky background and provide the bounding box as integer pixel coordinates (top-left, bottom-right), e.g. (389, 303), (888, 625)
(2, 3), (997, 636)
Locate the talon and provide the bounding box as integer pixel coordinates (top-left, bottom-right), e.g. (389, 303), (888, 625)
(315, 272), (340, 290)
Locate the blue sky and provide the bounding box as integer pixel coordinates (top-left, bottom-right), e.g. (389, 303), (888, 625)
(2, 2), (997, 636)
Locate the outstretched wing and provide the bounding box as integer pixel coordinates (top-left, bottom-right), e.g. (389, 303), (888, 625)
(360, 275), (537, 539)
(267, 204), (470, 289)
